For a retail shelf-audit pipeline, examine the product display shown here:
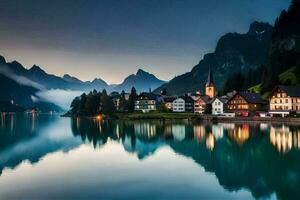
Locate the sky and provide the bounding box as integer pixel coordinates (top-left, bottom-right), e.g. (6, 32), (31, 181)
(0, 0), (291, 84)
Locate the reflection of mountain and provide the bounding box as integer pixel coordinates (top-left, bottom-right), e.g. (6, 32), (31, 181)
(71, 119), (300, 200)
(0, 114), (81, 175)
(2, 116), (300, 200)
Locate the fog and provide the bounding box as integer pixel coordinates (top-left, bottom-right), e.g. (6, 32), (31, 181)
(0, 64), (83, 109)
(0, 64), (45, 90)
(36, 89), (83, 110)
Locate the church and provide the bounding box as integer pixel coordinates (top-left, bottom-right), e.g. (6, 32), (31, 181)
(205, 69), (217, 98)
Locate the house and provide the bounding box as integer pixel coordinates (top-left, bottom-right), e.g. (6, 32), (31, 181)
(212, 97), (228, 115)
(194, 96), (210, 114)
(205, 69), (217, 98)
(268, 85), (300, 117)
(172, 97), (185, 112)
(135, 93), (160, 113)
(172, 96), (194, 112)
(226, 92), (267, 116)
(163, 96), (176, 110)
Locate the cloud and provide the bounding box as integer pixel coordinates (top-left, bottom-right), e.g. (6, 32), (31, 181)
(0, 64), (45, 90)
(36, 89), (83, 109)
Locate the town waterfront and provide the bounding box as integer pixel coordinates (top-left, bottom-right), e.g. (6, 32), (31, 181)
(0, 113), (300, 199)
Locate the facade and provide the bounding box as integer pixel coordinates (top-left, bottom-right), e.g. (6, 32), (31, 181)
(269, 85), (300, 117)
(205, 69), (217, 98)
(172, 98), (185, 112)
(172, 96), (194, 112)
(194, 96), (210, 114)
(212, 97), (228, 115)
(183, 96), (194, 112)
(226, 92), (266, 115)
(134, 93), (158, 113)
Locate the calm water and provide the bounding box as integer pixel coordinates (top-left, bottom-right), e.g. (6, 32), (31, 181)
(0, 114), (300, 200)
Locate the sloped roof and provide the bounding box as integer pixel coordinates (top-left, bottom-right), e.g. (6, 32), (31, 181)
(213, 96), (228, 104)
(275, 85), (300, 97)
(229, 92), (266, 104)
(163, 96), (176, 103)
(137, 92), (158, 100)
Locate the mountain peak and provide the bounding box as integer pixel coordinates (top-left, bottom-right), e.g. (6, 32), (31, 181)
(0, 55), (6, 63)
(30, 65), (45, 72)
(247, 21), (272, 35)
(136, 68), (149, 76)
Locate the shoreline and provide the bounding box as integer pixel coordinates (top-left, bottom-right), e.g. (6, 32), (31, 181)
(64, 112), (300, 125)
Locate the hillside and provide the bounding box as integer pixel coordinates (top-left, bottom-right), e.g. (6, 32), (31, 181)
(261, 0), (300, 91)
(154, 21), (273, 95)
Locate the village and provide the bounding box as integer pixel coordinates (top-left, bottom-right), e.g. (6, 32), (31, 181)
(111, 71), (300, 119)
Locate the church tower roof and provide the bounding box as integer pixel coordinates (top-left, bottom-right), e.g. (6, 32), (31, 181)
(206, 69), (214, 87)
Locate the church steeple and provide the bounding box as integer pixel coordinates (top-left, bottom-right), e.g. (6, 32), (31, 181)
(206, 69), (214, 87)
(205, 68), (217, 98)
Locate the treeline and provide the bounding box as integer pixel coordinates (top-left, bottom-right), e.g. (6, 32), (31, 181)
(222, 66), (263, 94)
(69, 87), (137, 116)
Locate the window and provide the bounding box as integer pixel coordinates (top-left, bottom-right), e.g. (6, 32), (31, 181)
(285, 99), (288, 103)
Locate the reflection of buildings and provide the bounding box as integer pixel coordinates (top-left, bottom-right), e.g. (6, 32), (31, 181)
(194, 125), (206, 142)
(134, 123), (157, 139)
(212, 124), (224, 139)
(206, 133), (215, 151)
(270, 125), (300, 153)
(172, 125), (186, 141)
(227, 124), (250, 146)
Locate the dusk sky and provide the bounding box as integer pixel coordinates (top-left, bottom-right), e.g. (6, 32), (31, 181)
(0, 0), (291, 84)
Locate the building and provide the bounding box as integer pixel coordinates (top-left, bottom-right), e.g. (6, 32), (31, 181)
(183, 96), (194, 112)
(268, 85), (300, 117)
(172, 97), (185, 112)
(194, 96), (210, 114)
(226, 92), (267, 116)
(135, 93), (160, 113)
(172, 96), (194, 112)
(212, 97), (228, 115)
(205, 69), (217, 98)
(163, 96), (176, 110)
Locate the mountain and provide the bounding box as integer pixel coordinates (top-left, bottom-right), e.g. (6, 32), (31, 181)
(154, 21), (273, 95)
(261, 0), (300, 91)
(0, 55), (163, 93)
(112, 69), (165, 92)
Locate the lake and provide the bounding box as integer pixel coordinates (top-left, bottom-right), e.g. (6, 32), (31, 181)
(0, 113), (299, 200)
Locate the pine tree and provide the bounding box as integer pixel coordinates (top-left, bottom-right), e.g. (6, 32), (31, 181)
(127, 87), (137, 112)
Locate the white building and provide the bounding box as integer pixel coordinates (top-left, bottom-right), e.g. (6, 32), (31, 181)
(172, 98), (185, 112)
(212, 97), (227, 115)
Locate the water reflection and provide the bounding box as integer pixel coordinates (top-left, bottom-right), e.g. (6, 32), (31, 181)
(1, 114), (300, 199)
(70, 118), (300, 199)
(270, 125), (300, 153)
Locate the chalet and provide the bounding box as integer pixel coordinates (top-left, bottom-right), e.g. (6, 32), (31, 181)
(268, 85), (300, 117)
(134, 93), (162, 113)
(172, 97), (185, 112)
(212, 97), (228, 115)
(172, 96), (194, 112)
(226, 92), (267, 116)
(193, 96), (210, 114)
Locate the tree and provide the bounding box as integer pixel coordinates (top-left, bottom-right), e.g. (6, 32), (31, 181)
(70, 97), (81, 114)
(204, 104), (212, 114)
(119, 90), (127, 112)
(79, 93), (87, 115)
(161, 88), (167, 96)
(158, 103), (169, 113)
(101, 89), (115, 114)
(127, 87), (137, 112)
